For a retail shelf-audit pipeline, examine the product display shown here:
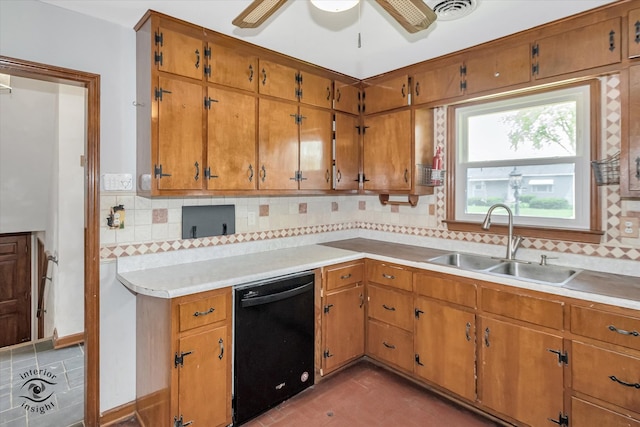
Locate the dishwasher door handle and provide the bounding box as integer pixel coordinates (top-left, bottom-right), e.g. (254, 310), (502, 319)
(240, 281), (314, 307)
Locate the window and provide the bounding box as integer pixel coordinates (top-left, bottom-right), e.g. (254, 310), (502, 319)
(453, 84), (594, 230)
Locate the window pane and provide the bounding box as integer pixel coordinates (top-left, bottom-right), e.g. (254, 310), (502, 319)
(467, 101), (577, 162)
(465, 164), (575, 220)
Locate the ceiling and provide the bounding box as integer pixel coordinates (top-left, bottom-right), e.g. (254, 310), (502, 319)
(39, 0), (619, 79)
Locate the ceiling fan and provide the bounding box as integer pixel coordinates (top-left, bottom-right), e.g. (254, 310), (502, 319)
(232, 0), (438, 34)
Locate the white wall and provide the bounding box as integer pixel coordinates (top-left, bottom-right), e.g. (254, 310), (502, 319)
(0, 77), (56, 233)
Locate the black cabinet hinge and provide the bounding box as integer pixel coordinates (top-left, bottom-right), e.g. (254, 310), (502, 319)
(154, 164), (171, 179)
(296, 88), (302, 101)
(204, 96), (218, 109)
(204, 167), (218, 180)
(154, 31), (163, 46)
(174, 351), (193, 368)
(459, 64), (467, 76)
(323, 350), (333, 358)
(324, 304), (334, 314)
(295, 72), (303, 84)
(415, 308), (424, 319)
(460, 80), (467, 91)
(609, 30), (616, 52)
(204, 46), (211, 58)
(174, 415), (193, 427)
(204, 64), (211, 77)
(415, 354), (425, 366)
(547, 348), (569, 365)
(548, 412), (569, 426)
(532, 63), (539, 76)
(154, 87), (171, 101)
(532, 43), (539, 57)
(154, 51), (163, 66)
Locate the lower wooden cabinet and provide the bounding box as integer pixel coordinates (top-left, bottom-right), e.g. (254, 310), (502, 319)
(414, 297), (476, 401)
(136, 287), (232, 427)
(479, 316), (565, 427)
(367, 319), (414, 372)
(571, 397), (640, 427)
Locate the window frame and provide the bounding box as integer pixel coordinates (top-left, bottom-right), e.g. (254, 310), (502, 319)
(444, 80), (603, 244)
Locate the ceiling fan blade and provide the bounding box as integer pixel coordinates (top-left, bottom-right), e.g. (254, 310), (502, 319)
(232, 0), (289, 29)
(375, 0), (437, 33)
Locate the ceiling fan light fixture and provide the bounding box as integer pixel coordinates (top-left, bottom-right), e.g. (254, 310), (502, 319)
(232, 0), (289, 28)
(375, 0), (437, 33)
(310, 0), (360, 13)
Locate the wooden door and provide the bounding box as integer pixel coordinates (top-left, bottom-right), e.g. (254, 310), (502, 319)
(258, 60), (298, 102)
(480, 317), (564, 427)
(533, 18), (621, 79)
(465, 43), (531, 95)
(299, 106), (332, 190)
(334, 113), (360, 190)
(206, 87), (257, 190)
(156, 76), (204, 191)
(334, 82), (360, 115)
(299, 71), (332, 109)
(363, 74), (409, 115)
(363, 110), (412, 191)
(627, 65), (640, 195)
(178, 325), (230, 427)
(0, 233), (31, 348)
(258, 99), (299, 190)
(206, 43), (257, 92)
(322, 285), (365, 375)
(157, 26), (203, 80)
(414, 297), (476, 401)
(629, 8), (640, 59)
(413, 62), (463, 105)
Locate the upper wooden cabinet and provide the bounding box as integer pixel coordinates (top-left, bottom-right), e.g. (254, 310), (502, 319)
(334, 113), (361, 191)
(362, 74), (410, 115)
(154, 26), (204, 80)
(362, 110), (412, 192)
(205, 43), (257, 92)
(532, 17), (622, 80)
(258, 59), (332, 108)
(623, 64), (640, 197)
(206, 87), (257, 191)
(299, 105), (333, 190)
(333, 81), (361, 115)
(464, 43), (531, 95)
(412, 62), (463, 105)
(628, 8), (640, 59)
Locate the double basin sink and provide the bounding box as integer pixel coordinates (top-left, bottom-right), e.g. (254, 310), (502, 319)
(428, 252), (581, 286)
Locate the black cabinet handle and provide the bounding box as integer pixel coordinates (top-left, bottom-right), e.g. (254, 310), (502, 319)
(608, 325), (639, 337)
(248, 64), (254, 82)
(340, 273), (352, 280)
(382, 304), (396, 311)
(465, 322), (471, 341)
(415, 81), (420, 96)
(401, 83), (406, 98)
(635, 157), (640, 179)
(336, 169), (342, 182)
(194, 162), (200, 181)
(484, 327), (490, 347)
(195, 49), (200, 69)
(262, 68), (267, 85)
(260, 165), (266, 182)
(382, 273), (395, 280)
(218, 338), (224, 360)
(383, 341), (396, 349)
(248, 164), (254, 182)
(193, 307), (214, 317)
(609, 375), (640, 388)
(336, 89), (341, 102)
(609, 30), (616, 52)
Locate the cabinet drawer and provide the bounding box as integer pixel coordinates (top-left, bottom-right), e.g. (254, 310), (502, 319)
(179, 293), (228, 332)
(415, 272), (476, 308)
(367, 284), (413, 331)
(571, 306), (640, 351)
(366, 261), (412, 291)
(573, 341), (640, 413)
(481, 287), (564, 329)
(367, 319), (413, 372)
(326, 262), (364, 292)
(571, 397), (640, 427)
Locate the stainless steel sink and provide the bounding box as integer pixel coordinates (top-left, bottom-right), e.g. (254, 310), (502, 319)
(429, 253), (504, 271)
(487, 262), (581, 285)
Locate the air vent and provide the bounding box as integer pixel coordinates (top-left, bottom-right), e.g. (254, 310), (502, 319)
(430, 0), (478, 21)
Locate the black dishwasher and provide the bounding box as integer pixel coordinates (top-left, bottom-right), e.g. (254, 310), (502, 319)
(233, 271), (315, 425)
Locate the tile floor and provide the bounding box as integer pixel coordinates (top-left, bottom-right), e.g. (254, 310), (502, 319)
(0, 340), (84, 427)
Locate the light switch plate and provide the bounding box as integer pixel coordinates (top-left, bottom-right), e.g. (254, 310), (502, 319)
(102, 173), (133, 191)
(619, 216), (639, 238)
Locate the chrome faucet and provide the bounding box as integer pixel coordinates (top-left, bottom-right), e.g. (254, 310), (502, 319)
(481, 203), (523, 260)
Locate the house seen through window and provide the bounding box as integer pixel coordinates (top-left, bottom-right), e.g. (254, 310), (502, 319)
(454, 83), (593, 230)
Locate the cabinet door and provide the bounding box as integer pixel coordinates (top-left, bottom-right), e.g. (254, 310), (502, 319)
(412, 63), (463, 105)
(533, 18), (621, 80)
(300, 71), (332, 109)
(334, 113), (360, 190)
(363, 110), (412, 191)
(207, 43), (257, 92)
(626, 65), (640, 195)
(322, 285), (365, 375)
(465, 43), (531, 95)
(258, 99), (299, 189)
(156, 26), (203, 80)
(334, 82), (360, 115)
(480, 317), (564, 427)
(572, 397), (640, 427)
(178, 325), (230, 427)
(363, 75), (409, 115)
(299, 106), (332, 190)
(206, 87), (257, 190)
(628, 8), (640, 59)
(258, 60), (298, 102)
(156, 76), (203, 191)
(414, 297), (476, 401)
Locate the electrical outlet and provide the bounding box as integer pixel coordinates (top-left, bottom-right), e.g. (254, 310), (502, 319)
(620, 216), (639, 238)
(102, 173), (133, 191)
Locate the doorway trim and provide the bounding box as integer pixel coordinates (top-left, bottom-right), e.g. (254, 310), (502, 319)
(0, 55), (101, 427)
